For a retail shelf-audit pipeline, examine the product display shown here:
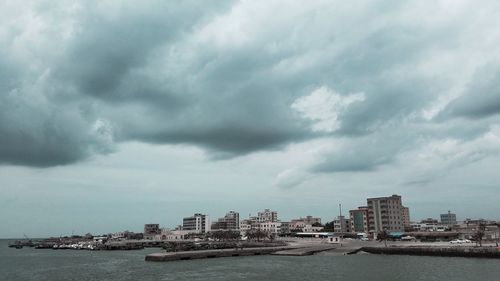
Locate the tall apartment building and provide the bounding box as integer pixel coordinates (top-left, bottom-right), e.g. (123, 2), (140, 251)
(212, 211), (240, 231)
(367, 194), (404, 233)
(349, 207), (369, 233)
(440, 211), (457, 226)
(182, 213), (211, 234)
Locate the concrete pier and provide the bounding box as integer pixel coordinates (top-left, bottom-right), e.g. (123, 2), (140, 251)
(145, 246), (294, 262)
(272, 244), (338, 256)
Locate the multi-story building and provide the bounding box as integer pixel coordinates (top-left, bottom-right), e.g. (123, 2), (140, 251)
(212, 211), (240, 231)
(367, 194), (404, 234)
(349, 207), (369, 233)
(182, 213), (210, 234)
(258, 221), (281, 234)
(280, 222), (291, 234)
(402, 206), (411, 228)
(440, 211), (457, 226)
(239, 219), (253, 234)
(333, 216), (350, 233)
(144, 224), (160, 239)
(255, 209), (278, 222)
(290, 220), (307, 232)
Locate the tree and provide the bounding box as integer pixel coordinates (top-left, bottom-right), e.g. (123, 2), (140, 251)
(323, 221), (334, 232)
(377, 230), (390, 247)
(472, 224), (486, 247)
(246, 229), (268, 242)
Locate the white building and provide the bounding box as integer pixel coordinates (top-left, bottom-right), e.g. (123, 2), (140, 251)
(258, 221), (281, 234)
(182, 213), (211, 234)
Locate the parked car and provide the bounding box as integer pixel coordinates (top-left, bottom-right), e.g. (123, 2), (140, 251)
(449, 239), (462, 244)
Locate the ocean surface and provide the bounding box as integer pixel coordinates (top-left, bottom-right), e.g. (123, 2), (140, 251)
(1, 239), (499, 281)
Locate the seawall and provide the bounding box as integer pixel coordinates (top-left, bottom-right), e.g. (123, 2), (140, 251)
(361, 246), (500, 258)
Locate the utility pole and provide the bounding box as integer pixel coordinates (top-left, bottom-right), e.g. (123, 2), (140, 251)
(339, 203), (343, 247)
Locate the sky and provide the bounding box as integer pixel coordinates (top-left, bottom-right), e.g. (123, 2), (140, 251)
(1, 0), (500, 238)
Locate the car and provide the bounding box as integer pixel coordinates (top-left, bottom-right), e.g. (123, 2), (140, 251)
(463, 239), (472, 243)
(449, 239), (462, 244)
(401, 236), (416, 241)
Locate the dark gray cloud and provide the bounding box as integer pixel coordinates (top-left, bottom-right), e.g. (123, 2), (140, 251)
(2, 0), (500, 170)
(442, 64), (500, 119)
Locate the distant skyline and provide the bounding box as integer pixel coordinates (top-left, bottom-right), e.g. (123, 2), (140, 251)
(2, 0), (500, 238)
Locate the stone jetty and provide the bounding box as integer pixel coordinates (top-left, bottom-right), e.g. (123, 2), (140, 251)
(145, 246), (294, 262)
(272, 244), (338, 256)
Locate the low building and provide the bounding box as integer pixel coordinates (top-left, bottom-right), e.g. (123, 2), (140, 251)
(144, 224), (160, 239)
(258, 221), (282, 234)
(333, 216), (350, 233)
(290, 216), (321, 225)
(157, 228), (192, 240)
(239, 219), (255, 235)
(280, 222), (291, 234)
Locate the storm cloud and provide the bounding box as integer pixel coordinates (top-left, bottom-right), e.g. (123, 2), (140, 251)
(2, 0), (500, 172)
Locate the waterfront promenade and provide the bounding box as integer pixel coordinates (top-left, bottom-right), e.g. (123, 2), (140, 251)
(145, 239), (500, 262)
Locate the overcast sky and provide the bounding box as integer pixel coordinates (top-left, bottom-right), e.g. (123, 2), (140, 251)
(2, 0), (500, 238)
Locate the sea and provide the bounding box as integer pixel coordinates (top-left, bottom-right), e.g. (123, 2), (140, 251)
(1, 239), (499, 281)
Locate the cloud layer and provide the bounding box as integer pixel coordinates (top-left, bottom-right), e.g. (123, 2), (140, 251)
(2, 0), (500, 177)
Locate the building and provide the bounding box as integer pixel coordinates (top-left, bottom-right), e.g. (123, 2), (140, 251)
(290, 216), (321, 225)
(349, 207), (369, 233)
(440, 211), (457, 226)
(156, 228), (193, 240)
(239, 219), (254, 234)
(367, 194), (404, 234)
(333, 216), (350, 233)
(212, 211), (240, 231)
(402, 206), (410, 228)
(258, 221), (282, 234)
(144, 224), (160, 239)
(290, 220), (307, 232)
(255, 209), (278, 222)
(182, 213), (211, 234)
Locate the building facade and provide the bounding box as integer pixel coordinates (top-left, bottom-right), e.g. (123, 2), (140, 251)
(212, 211), (240, 231)
(182, 213), (211, 234)
(367, 194), (404, 234)
(255, 209), (278, 222)
(349, 207), (369, 233)
(333, 216), (350, 233)
(440, 211), (457, 226)
(144, 224), (160, 239)
(402, 206), (411, 228)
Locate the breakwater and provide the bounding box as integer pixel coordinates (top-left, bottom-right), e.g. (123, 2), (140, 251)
(145, 246), (293, 262)
(361, 246), (500, 258)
